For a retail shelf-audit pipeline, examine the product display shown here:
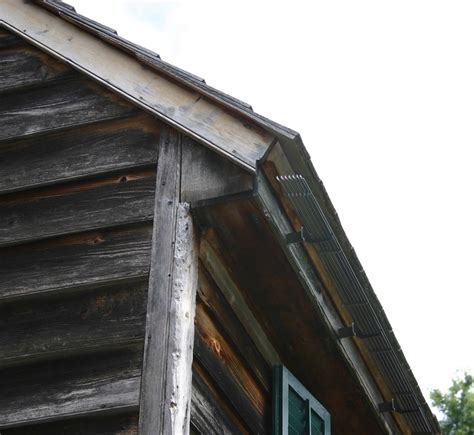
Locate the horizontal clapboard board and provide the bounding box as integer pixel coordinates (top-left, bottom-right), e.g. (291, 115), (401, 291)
(0, 348), (142, 428)
(0, 281), (147, 368)
(0, 171), (156, 247)
(0, 78), (138, 142)
(0, 224), (152, 301)
(0, 115), (161, 195)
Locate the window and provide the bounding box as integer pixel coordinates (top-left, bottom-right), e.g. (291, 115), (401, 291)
(273, 365), (331, 435)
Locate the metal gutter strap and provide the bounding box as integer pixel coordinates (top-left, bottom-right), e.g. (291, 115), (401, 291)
(277, 174), (439, 433)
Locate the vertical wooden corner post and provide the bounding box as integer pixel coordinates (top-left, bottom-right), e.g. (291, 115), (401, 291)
(139, 127), (198, 434)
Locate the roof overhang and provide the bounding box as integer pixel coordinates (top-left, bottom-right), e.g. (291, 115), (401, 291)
(0, 1), (439, 432)
(1, 0), (279, 172)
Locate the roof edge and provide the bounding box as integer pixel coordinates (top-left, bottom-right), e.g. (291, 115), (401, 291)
(1, 0), (282, 172)
(260, 142), (440, 433)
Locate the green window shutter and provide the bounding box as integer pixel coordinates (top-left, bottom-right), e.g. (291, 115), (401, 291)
(273, 365), (331, 435)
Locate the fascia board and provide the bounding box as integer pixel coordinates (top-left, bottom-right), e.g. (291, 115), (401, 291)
(0, 0), (276, 172)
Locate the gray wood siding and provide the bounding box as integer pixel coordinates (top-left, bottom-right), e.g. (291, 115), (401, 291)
(0, 115), (160, 195)
(2, 413), (139, 435)
(0, 31), (160, 431)
(0, 27), (270, 434)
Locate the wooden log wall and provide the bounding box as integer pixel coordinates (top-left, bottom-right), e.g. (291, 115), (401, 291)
(0, 28), (160, 433)
(190, 231), (276, 434)
(0, 27), (276, 434)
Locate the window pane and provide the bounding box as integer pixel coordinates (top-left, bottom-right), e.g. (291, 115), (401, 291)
(311, 409), (325, 435)
(288, 386), (308, 434)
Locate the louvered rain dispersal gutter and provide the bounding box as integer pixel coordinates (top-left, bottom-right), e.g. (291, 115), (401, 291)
(277, 174), (436, 434)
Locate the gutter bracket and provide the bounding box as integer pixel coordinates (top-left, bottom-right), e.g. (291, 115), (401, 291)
(378, 399), (420, 415)
(337, 323), (382, 339)
(378, 399), (396, 413)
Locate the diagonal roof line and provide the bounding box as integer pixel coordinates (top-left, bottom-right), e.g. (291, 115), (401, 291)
(35, 0), (300, 140)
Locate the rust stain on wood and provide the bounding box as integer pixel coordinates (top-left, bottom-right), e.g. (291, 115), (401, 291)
(195, 301), (266, 417)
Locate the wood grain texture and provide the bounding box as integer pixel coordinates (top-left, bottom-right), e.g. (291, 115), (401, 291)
(194, 303), (268, 434)
(139, 127), (181, 435)
(0, 348), (142, 428)
(199, 230), (280, 366)
(0, 28), (22, 48)
(197, 266), (271, 393)
(191, 362), (249, 435)
(0, 224), (152, 301)
(0, 281), (147, 368)
(181, 136), (253, 203)
(140, 128), (199, 435)
(0, 43), (73, 93)
(0, 115), (160, 195)
(1, 4), (275, 171)
(195, 194), (391, 435)
(0, 171), (156, 247)
(2, 412), (139, 435)
(0, 77), (138, 142)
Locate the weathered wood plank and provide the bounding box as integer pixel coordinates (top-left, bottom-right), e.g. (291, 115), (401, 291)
(194, 303), (268, 434)
(191, 362), (249, 435)
(0, 281), (147, 368)
(199, 229), (281, 366)
(181, 136), (253, 203)
(197, 186), (396, 434)
(0, 171), (156, 247)
(197, 266), (271, 393)
(2, 412), (139, 435)
(140, 128), (199, 435)
(0, 44), (73, 93)
(0, 224), (152, 301)
(0, 27), (22, 48)
(0, 349), (142, 428)
(0, 78), (138, 142)
(0, 115), (160, 194)
(1, 4), (275, 171)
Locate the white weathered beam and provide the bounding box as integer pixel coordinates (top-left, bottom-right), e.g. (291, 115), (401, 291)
(167, 203), (199, 433)
(139, 127), (198, 435)
(0, 0), (274, 172)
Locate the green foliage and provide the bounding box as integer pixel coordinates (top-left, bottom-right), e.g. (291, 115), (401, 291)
(430, 372), (474, 435)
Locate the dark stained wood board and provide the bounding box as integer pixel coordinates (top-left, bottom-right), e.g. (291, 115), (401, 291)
(0, 77), (138, 142)
(193, 197), (387, 435)
(0, 348), (142, 428)
(197, 264), (271, 393)
(193, 301), (269, 434)
(0, 170), (156, 247)
(191, 361), (249, 435)
(2, 412), (138, 435)
(0, 115), (161, 195)
(1, 412), (139, 435)
(0, 280), (147, 368)
(0, 43), (74, 94)
(0, 27), (22, 49)
(0, 224), (152, 301)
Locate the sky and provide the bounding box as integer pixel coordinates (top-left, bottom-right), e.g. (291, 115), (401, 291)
(72, 0), (473, 406)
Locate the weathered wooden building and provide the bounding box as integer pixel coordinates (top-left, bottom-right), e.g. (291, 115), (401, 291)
(0, 1), (439, 434)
